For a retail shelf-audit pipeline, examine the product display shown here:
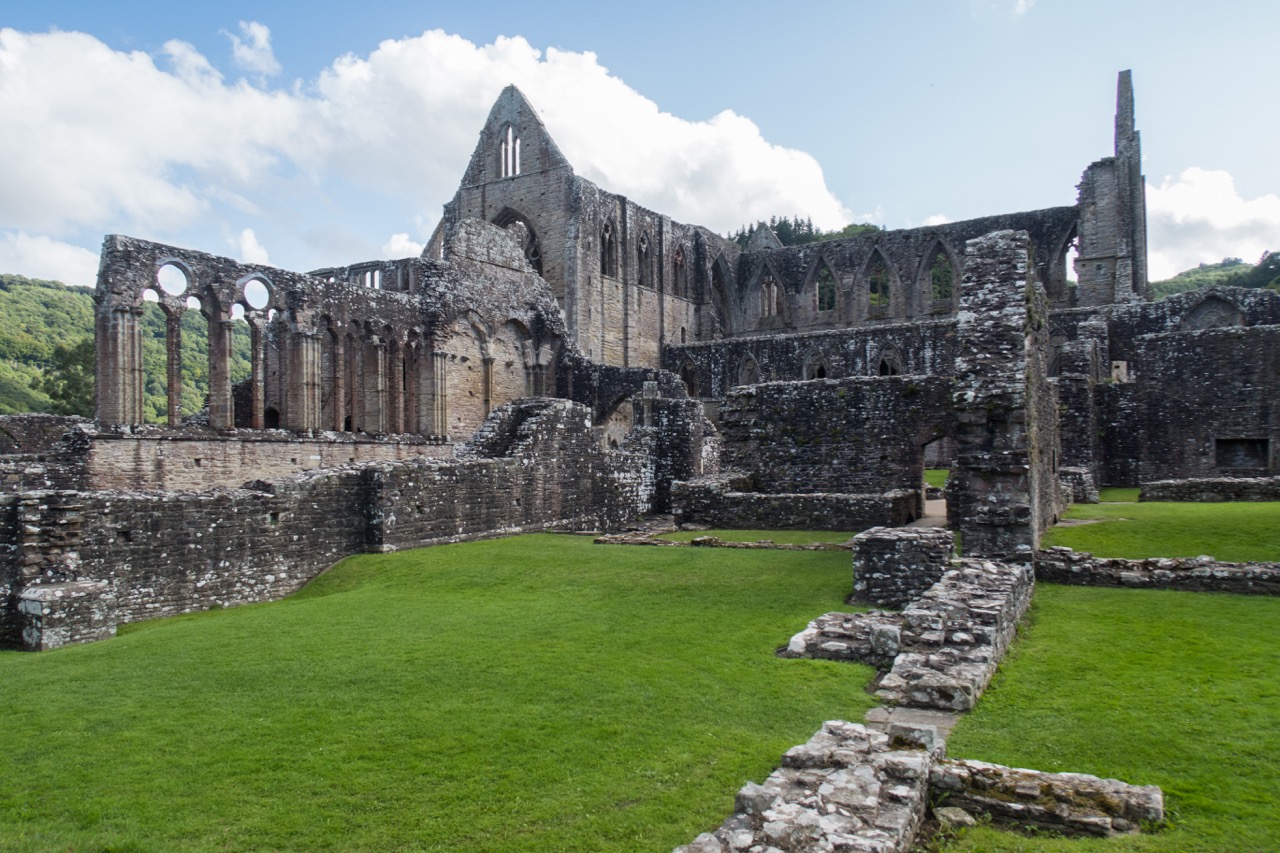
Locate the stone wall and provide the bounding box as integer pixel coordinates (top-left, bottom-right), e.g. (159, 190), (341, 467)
(672, 473), (918, 532)
(716, 376), (952, 496)
(2, 399), (653, 650)
(851, 527), (955, 609)
(947, 231), (1062, 557)
(1035, 546), (1280, 595)
(1139, 476), (1280, 502)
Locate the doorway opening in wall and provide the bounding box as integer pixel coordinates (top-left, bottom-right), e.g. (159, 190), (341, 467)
(921, 436), (954, 524)
(264, 407), (281, 429)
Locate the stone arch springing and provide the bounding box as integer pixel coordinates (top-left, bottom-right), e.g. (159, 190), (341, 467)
(151, 260), (196, 425)
(499, 124), (521, 178)
(492, 207), (543, 277)
(737, 353), (762, 386)
(600, 219), (618, 278)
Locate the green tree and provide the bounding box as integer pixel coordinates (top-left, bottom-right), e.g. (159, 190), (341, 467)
(33, 337), (94, 416)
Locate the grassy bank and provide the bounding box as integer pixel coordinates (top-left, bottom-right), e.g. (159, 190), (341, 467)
(1041, 500), (1280, 562)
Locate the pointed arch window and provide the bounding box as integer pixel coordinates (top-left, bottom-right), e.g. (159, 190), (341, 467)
(500, 126), (521, 178)
(760, 273), (782, 317)
(637, 232), (651, 287)
(929, 249), (955, 301)
(815, 263), (836, 313)
(600, 221), (617, 277)
(672, 245), (687, 297)
(868, 257), (890, 308)
(737, 354), (761, 386)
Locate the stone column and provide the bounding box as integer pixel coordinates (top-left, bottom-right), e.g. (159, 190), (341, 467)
(388, 345), (404, 434)
(165, 310), (183, 426)
(363, 341), (387, 434)
(285, 331), (322, 432)
(331, 334), (346, 431)
(207, 316), (235, 431)
(249, 320), (266, 429)
(425, 349), (448, 438)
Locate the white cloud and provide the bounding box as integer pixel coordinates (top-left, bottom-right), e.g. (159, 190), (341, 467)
(922, 214), (952, 226)
(1146, 168), (1280, 279)
(224, 21), (281, 78)
(236, 228), (271, 264)
(0, 231), (100, 287)
(382, 233), (424, 258)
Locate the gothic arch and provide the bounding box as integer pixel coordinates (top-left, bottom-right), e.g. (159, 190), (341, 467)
(918, 241), (959, 308)
(737, 353), (762, 386)
(1182, 294), (1245, 331)
(1047, 224), (1079, 304)
(859, 248), (897, 318)
(875, 344), (904, 376)
(709, 254), (734, 337)
(600, 219), (618, 278)
(803, 349), (829, 380)
(751, 261), (788, 328)
(492, 207), (544, 275)
(806, 256), (839, 317)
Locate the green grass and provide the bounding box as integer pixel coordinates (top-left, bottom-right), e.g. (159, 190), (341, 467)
(1042, 500), (1280, 562)
(658, 529), (853, 545)
(1099, 486), (1140, 502)
(925, 468), (949, 490)
(0, 534), (874, 853)
(945, 584), (1280, 852)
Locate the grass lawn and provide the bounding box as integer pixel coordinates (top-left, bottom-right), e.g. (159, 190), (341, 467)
(944, 584), (1280, 852)
(658, 529), (853, 545)
(0, 534), (875, 853)
(1099, 486), (1140, 502)
(1041, 500), (1280, 562)
(925, 468), (949, 490)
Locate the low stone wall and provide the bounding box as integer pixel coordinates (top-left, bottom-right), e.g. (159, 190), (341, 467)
(852, 527), (954, 608)
(2, 399), (654, 650)
(1059, 466), (1099, 503)
(1139, 476), (1280, 502)
(672, 473), (918, 532)
(675, 720), (1163, 852)
(786, 559), (1034, 711)
(932, 760), (1163, 837)
(674, 721), (935, 853)
(1035, 546), (1280, 595)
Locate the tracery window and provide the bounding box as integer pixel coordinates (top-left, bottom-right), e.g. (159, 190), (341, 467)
(499, 126), (521, 177)
(600, 221), (616, 277)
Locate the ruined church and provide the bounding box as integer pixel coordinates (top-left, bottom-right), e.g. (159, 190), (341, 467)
(2, 71), (1278, 650)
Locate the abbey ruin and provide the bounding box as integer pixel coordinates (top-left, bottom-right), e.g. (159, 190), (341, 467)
(2, 71), (1278, 652)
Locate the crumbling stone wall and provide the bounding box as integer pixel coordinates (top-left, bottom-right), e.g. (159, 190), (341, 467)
(1140, 476), (1280, 502)
(947, 231), (1062, 557)
(1035, 546), (1280, 595)
(851, 527), (955, 609)
(1, 399), (653, 650)
(717, 376), (951, 497)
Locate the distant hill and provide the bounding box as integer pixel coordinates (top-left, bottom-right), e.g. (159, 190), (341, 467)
(0, 274), (249, 420)
(1149, 252), (1279, 299)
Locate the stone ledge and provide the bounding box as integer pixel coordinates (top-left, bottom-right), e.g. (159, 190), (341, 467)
(1035, 547), (1280, 596)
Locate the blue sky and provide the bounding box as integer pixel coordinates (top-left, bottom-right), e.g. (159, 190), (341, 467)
(2, 0), (1278, 286)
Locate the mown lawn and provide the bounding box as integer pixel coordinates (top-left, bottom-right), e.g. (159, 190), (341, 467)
(1041, 499), (1280, 562)
(944, 584), (1280, 852)
(0, 534), (874, 852)
(658, 529), (853, 545)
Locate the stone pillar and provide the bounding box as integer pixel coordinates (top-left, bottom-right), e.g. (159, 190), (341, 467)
(331, 334), (346, 431)
(425, 350), (448, 438)
(363, 341), (387, 434)
(388, 345), (404, 434)
(164, 310), (183, 427)
(947, 230), (1061, 557)
(249, 321), (266, 429)
(95, 305), (146, 426)
(403, 345), (418, 433)
(285, 332), (322, 432)
(207, 317), (235, 431)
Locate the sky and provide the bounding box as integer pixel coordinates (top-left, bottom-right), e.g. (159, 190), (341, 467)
(1, 0), (1278, 287)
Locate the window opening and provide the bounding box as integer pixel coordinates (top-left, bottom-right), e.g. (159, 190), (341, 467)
(815, 263), (836, 312)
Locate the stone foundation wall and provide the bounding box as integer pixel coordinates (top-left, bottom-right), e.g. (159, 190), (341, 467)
(787, 558), (1034, 711)
(1139, 476), (1280, 502)
(672, 475), (918, 532)
(851, 527), (955, 608)
(1035, 546), (1280, 595)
